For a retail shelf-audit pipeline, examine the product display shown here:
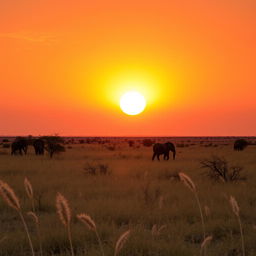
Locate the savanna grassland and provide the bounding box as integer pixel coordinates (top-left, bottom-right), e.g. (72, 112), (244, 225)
(0, 138), (256, 256)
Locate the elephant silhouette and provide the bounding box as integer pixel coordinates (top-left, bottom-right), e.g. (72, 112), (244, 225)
(33, 139), (45, 155)
(152, 142), (176, 161)
(11, 138), (28, 155)
(234, 139), (248, 151)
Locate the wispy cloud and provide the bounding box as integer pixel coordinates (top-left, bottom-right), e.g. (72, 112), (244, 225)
(0, 31), (58, 44)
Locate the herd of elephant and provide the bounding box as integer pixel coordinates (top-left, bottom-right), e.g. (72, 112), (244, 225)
(11, 138), (45, 155)
(10, 138), (247, 160)
(11, 137), (176, 161)
(151, 139), (249, 161)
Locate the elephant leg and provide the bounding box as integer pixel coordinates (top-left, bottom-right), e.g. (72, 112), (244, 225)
(165, 152), (169, 160)
(157, 154), (160, 161)
(152, 153), (156, 161)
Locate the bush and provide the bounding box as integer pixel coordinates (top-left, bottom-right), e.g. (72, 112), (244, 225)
(128, 140), (134, 147)
(84, 162), (110, 175)
(200, 156), (245, 182)
(106, 145), (116, 151)
(41, 136), (65, 158)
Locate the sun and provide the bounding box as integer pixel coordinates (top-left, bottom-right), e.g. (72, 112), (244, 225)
(120, 91), (146, 115)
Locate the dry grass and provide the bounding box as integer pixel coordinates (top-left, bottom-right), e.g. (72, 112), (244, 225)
(0, 179), (35, 256)
(114, 230), (131, 256)
(56, 193), (74, 256)
(0, 138), (255, 255)
(229, 195), (245, 256)
(77, 213), (105, 256)
(24, 177), (35, 212)
(179, 172), (206, 254)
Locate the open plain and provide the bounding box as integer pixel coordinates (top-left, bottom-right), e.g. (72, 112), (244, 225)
(0, 137), (256, 256)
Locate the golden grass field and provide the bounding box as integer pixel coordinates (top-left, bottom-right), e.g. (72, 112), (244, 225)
(0, 138), (256, 256)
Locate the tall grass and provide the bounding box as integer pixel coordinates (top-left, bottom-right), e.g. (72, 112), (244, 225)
(27, 211), (43, 256)
(0, 180), (35, 256)
(179, 172), (206, 255)
(179, 172), (206, 239)
(77, 213), (105, 256)
(114, 230), (131, 256)
(24, 177), (35, 212)
(229, 195), (245, 256)
(56, 193), (74, 256)
(0, 141), (255, 255)
(200, 236), (212, 256)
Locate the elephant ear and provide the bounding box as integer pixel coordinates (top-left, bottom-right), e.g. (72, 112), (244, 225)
(166, 142), (171, 147)
(167, 142), (174, 150)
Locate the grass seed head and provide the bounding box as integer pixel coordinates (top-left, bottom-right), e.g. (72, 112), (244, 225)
(0, 180), (20, 211)
(77, 214), (96, 231)
(230, 195), (240, 217)
(158, 224), (167, 234)
(24, 177), (33, 199)
(56, 193), (71, 226)
(204, 205), (211, 217)
(27, 211), (39, 224)
(201, 235), (213, 249)
(179, 172), (196, 192)
(151, 224), (158, 236)
(114, 230), (131, 256)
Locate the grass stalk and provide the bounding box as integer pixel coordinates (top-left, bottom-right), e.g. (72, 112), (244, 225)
(67, 224), (74, 256)
(179, 172), (206, 255)
(19, 211), (35, 256)
(230, 195), (245, 256)
(95, 229), (105, 256)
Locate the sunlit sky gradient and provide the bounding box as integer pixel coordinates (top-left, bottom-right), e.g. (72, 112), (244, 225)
(0, 0), (255, 136)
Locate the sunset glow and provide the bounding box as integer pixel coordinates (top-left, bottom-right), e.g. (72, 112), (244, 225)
(120, 91), (146, 115)
(0, 0), (255, 136)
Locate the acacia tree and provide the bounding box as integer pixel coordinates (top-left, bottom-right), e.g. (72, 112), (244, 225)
(41, 136), (65, 158)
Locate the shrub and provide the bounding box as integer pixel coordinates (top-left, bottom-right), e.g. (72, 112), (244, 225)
(106, 145), (115, 151)
(200, 156), (245, 182)
(41, 136), (65, 158)
(84, 162), (110, 175)
(128, 140), (134, 147)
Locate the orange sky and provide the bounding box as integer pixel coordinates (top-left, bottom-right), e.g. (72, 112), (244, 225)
(0, 0), (255, 136)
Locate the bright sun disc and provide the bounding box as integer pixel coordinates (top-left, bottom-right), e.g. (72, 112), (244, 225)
(120, 91), (146, 115)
